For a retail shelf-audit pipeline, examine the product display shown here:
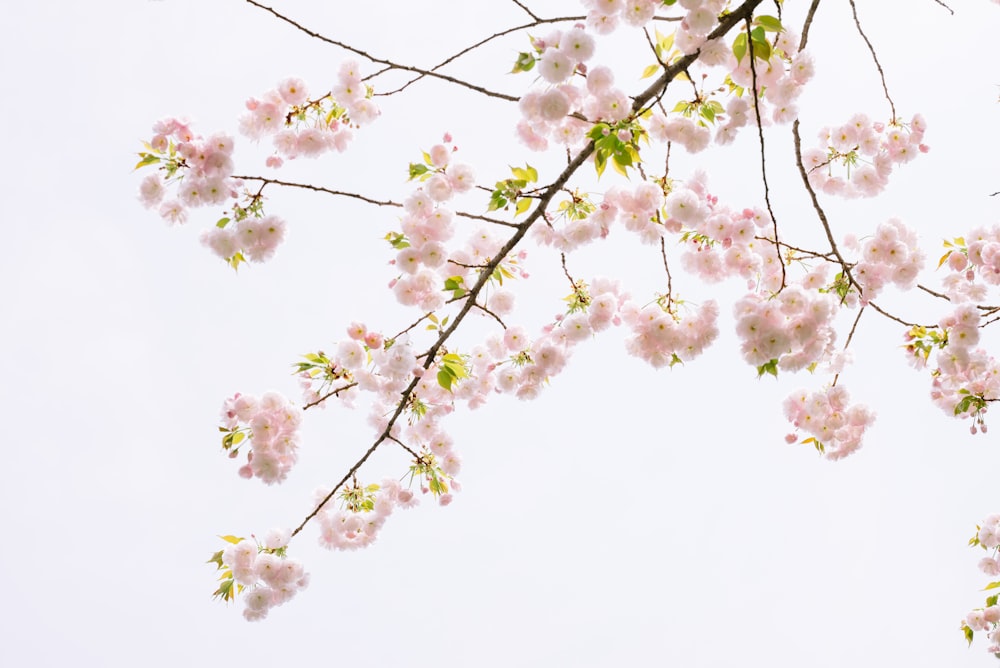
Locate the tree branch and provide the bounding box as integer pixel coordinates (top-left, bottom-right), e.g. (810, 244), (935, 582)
(847, 0), (896, 122)
(232, 175), (521, 228)
(244, 0), (519, 102)
(290, 0), (767, 539)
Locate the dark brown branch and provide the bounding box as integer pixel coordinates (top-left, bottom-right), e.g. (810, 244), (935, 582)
(290, 0), (767, 539)
(745, 17), (786, 291)
(867, 301), (928, 329)
(387, 434), (421, 460)
(303, 382), (358, 411)
(791, 120), (860, 297)
(799, 0), (821, 51)
(511, 0), (540, 21)
(659, 238), (674, 311)
(847, 0), (896, 122)
(244, 0), (518, 102)
(930, 0), (954, 15)
(474, 302), (508, 329)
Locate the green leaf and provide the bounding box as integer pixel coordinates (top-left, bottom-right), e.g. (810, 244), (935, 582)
(641, 63), (660, 79)
(408, 163), (429, 180)
(515, 198), (532, 217)
(964, 623), (974, 647)
(134, 153), (160, 170)
(732, 32), (748, 62)
(437, 369), (453, 392)
(754, 15), (783, 32)
(983, 581), (1000, 591)
(511, 52), (536, 73)
(756, 359), (779, 378)
(655, 28), (675, 53)
(215, 217), (230, 229)
(219, 535), (244, 545)
(988, 595), (999, 607)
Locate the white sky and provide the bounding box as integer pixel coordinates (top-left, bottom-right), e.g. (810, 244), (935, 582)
(3, 1), (1000, 666)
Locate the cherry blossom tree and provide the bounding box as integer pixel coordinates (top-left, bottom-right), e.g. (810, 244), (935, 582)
(135, 0), (1000, 654)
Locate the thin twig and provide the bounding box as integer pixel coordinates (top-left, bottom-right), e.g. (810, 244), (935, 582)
(745, 17), (786, 291)
(659, 238), (674, 310)
(867, 301), (929, 329)
(848, 0), (896, 122)
(387, 434), (421, 459)
(799, 0), (822, 51)
(379, 15), (587, 96)
(791, 120), (860, 297)
(303, 382), (358, 411)
(511, 0), (540, 21)
(244, 0), (518, 102)
(930, 0), (954, 15)
(474, 302), (508, 329)
(832, 306), (865, 387)
(232, 175), (520, 228)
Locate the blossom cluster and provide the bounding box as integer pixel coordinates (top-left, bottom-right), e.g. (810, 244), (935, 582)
(621, 299), (719, 368)
(136, 118), (236, 225)
(927, 305), (998, 434)
(582, 0), (724, 38)
(316, 478), (420, 551)
(219, 391), (302, 485)
(215, 531), (309, 622)
(939, 226), (1000, 303)
(782, 385), (875, 460)
(848, 217), (925, 302)
(239, 64), (379, 167)
(734, 286), (838, 374)
(803, 113), (929, 198)
(963, 515), (1000, 654)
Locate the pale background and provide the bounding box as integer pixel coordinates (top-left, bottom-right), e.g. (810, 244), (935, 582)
(2, 1), (999, 666)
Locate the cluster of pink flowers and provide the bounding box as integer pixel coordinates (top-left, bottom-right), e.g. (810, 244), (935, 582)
(221, 531), (309, 622)
(964, 514), (1000, 654)
(666, 177), (783, 290)
(220, 391), (302, 485)
(316, 478), (419, 551)
(239, 65), (378, 167)
(200, 214), (287, 264)
(734, 285), (838, 373)
(847, 217), (925, 302)
(927, 308), (998, 434)
(582, 0), (724, 37)
(137, 118), (236, 225)
(621, 299), (719, 368)
(941, 227), (1000, 303)
(782, 385), (875, 460)
(802, 113), (928, 198)
(726, 39), (812, 123)
(516, 25), (626, 150)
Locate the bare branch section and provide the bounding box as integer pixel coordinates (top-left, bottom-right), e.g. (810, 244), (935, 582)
(511, 0), (540, 21)
(244, 0), (518, 102)
(799, 0), (821, 51)
(290, 0), (768, 538)
(847, 0), (896, 121)
(931, 0), (955, 15)
(232, 175), (520, 228)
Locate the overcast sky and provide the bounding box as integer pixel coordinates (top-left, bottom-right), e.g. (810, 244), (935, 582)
(3, 1), (1000, 666)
